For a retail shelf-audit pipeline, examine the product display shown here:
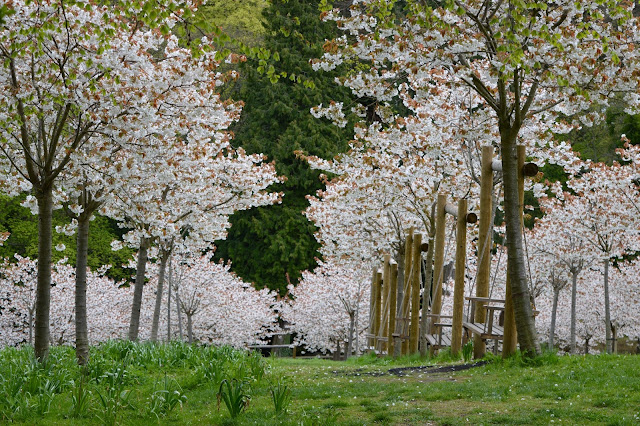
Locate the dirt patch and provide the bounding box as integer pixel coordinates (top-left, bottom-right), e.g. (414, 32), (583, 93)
(330, 361), (488, 378)
(387, 361), (488, 376)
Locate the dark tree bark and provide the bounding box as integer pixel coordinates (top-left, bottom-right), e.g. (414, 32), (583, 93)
(151, 248), (171, 341)
(128, 237), (150, 341)
(500, 133), (539, 357)
(603, 258), (612, 354)
(570, 270), (578, 353)
(346, 311), (355, 359)
(186, 313), (193, 344)
(75, 212), (91, 365)
(549, 287), (559, 351)
(34, 187), (54, 361)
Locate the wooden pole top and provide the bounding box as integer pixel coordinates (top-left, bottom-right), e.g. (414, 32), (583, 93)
(492, 159), (538, 177)
(444, 202), (478, 223)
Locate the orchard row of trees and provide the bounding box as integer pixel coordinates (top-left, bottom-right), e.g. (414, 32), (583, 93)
(2, 0), (640, 362)
(0, 0), (284, 362)
(285, 0), (640, 356)
(0, 250), (279, 349)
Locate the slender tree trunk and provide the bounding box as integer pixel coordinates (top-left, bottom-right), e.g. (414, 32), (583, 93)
(420, 226), (435, 356)
(355, 298), (360, 355)
(186, 313), (193, 344)
(167, 257), (172, 341)
(570, 270), (578, 354)
(603, 258), (612, 354)
(151, 250), (170, 342)
(34, 187), (54, 361)
(75, 213), (91, 365)
(29, 307), (34, 346)
(128, 237), (150, 341)
(500, 136), (539, 357)
(346, 311), (355, 359)
(176, 290), (183, 340)
(549, 287), (559, 351)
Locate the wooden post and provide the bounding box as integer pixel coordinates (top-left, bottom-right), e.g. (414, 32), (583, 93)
(368, 267), (378, 350)
(387, 261), (398, 357)
(373, 269), (383, 352)
(475, 145), (493, 358)
(451, 199), (468, 356)
(502, 146), (526, 357)
(430, 194), (447, 334)
(409, 233), (422, 353)
(399, 229), (414, 355)
(380, 255), (391, 354)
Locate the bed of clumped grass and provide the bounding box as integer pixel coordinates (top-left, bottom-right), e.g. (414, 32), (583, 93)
(1, 342), (639, 425)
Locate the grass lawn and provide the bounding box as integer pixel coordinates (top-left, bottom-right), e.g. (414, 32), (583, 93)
(1, 343), (639, 425)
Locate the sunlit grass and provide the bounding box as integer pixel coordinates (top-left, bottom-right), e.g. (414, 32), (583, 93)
(1, 343), (639, 425)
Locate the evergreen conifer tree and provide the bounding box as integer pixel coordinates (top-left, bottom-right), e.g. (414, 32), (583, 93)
(214, 0), (355, 294)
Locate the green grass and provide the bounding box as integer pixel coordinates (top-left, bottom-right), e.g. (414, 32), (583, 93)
(1, 343), (639, 425)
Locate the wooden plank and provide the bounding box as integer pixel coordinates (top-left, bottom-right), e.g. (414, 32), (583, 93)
(463, 322), (504, 340)
(247, 344), (294, 349)
(425, 334), (451, 347)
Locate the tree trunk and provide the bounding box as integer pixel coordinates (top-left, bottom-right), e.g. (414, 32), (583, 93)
(186, 313), (193, 344)
(176, 290), (183, 340)
(34, 187), (54, 361)
(28, 307), (34, 346)
(570, 270), (578, 354)
(167, 257), (172, 341)
(603, 258), (612, 354)
(128, 237), (150, 341)
(151, 249), (170, 342)
(420, 226), (435, 356)
(346, 311), (355, 359)
(549, 287), (559, 351)
(500, 137), (539, 357)
(75, 213), (91, 365)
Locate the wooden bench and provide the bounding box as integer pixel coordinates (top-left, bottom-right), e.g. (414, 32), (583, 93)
(247, 344), (297, 358)
(424, 314), (453, 350)
(462, 297), (505, 341)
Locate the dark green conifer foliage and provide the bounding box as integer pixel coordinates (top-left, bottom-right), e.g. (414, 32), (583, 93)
(214, 0), (355, 294)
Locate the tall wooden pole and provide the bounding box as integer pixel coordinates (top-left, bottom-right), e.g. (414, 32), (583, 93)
(475, 145), (494, 358)
(373, 269), (383, 352)
(409, 233), (422, 353)
(400, 229), (414, 355)
(387, 261), (398, 356)
(502, 146), (526, 357)
(368, 267), (378, 350)
(451, 199), (468, 356)
(430, 194), (447, 334)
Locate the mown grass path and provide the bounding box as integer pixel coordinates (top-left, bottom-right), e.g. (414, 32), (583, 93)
(266, 354), (640, 425)
(2, 343), (639, 425)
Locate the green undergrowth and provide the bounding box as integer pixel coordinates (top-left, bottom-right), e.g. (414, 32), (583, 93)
(0, 342), (639, 425)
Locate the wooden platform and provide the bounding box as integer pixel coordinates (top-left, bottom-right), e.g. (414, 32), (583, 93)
(247, 344), (297, 358)
(462, 296), (505, 342)
(424, 333), (451, 348)
(462, 322), (504, 340)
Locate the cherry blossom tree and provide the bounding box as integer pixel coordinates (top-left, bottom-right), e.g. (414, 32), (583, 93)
(105, 141), (281, 342)
(0, 256), (132, 347)
(315, 0), (640, 356)
(0, 0), (214, 360)
(281, 260), (370, 356)
(137, 254), (278, 347)
(529, 195), (592, 352)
